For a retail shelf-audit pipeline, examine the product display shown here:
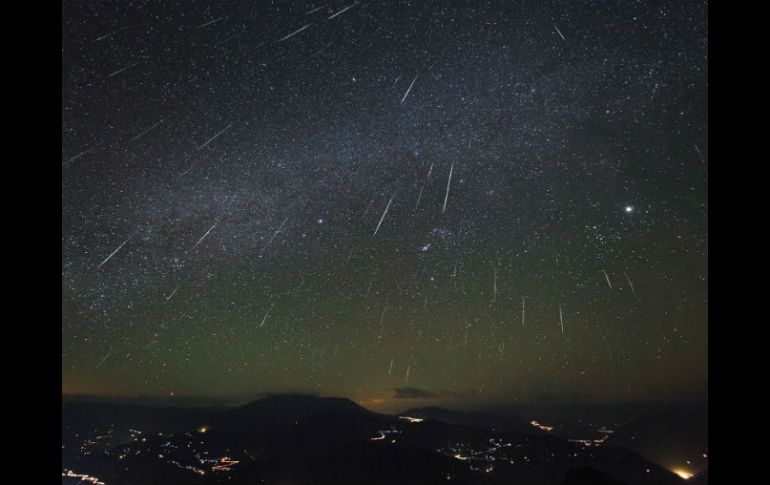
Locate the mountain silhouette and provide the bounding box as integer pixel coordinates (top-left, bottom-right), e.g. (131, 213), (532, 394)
(63, 396), (698, 485)
(604, 401), (707, 473)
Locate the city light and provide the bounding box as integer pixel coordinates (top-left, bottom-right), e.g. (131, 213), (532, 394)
(529, 420), (554, 432)
(398, 416), (424, 423)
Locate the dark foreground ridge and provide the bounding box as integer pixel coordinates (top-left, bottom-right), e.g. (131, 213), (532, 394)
(62, 394), (702, 484)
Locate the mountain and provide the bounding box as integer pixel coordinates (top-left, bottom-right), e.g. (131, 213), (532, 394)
(62, 396), (700, 485)
(210, 394), (394, 446)
(603, 401), (708, 473)
(215, 394), (378, 429)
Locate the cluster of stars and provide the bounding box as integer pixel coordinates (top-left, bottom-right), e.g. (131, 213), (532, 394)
(62, 0), (707, 407)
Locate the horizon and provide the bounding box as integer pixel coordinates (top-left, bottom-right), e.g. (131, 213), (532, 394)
(61, 390), (708, 415)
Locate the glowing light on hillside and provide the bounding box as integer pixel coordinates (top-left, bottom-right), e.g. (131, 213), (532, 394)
(399, 416), (424, 423)
(530, 420), (554, 432)
(673, 468), (693, 480)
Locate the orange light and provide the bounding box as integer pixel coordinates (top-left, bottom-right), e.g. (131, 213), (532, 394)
(672, 468), (693, 480)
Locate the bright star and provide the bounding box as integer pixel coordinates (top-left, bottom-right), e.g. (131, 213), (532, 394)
(624, 206), (633, 213)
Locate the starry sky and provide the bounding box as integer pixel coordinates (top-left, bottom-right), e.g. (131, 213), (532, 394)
(62, 0), (707, 413)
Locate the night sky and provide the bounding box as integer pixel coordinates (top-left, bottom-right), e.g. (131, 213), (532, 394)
(62, 0), (707, 413)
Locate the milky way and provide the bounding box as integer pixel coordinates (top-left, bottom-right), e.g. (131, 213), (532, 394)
(62, 0), (707, 411)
